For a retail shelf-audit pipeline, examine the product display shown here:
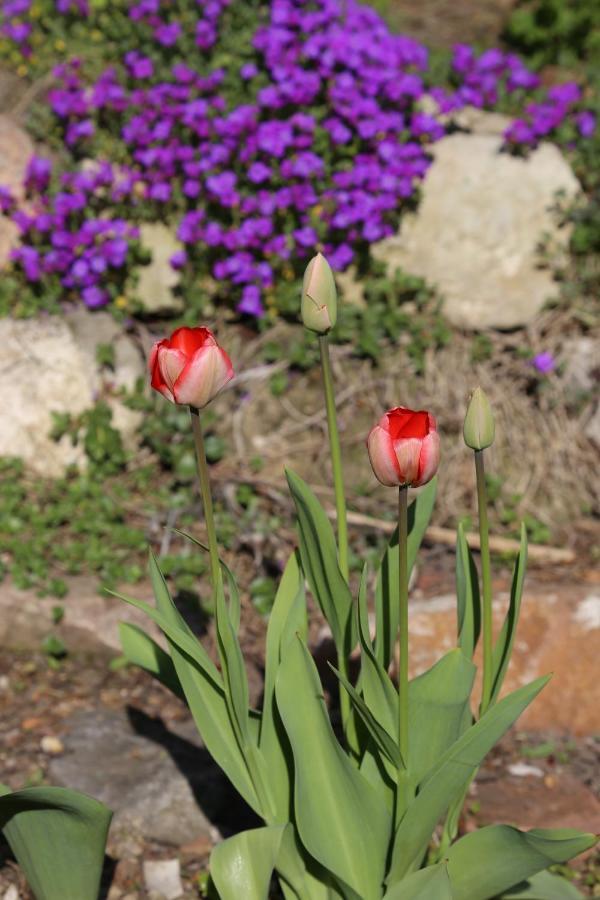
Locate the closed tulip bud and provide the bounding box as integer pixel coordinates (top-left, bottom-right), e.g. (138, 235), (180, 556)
(149, 326), (234, 409)
(463, 386), (495, 451)
(367, 407), (440, 488)
(301, 252), (337, 333)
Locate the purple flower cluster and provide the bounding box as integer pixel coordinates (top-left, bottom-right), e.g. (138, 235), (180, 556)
(1, 0), (596, 318)
(7, 156), (139, 308)
(505, 83), (596, 146)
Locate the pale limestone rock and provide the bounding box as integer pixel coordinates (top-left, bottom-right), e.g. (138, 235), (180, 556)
(372, 128), (580, 329)
(143, 860), (183, 900)
(0, 115), (33, 268)
(137, 223), (184, 314)
(0, 311), (144, 477)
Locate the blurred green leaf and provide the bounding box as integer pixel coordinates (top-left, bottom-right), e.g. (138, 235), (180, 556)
(0, 784), (111, 900)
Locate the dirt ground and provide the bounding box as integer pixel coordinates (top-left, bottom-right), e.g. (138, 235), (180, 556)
(379, 0), (514, 48)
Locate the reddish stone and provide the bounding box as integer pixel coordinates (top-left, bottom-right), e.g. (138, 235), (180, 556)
(405, 583), (600, 735)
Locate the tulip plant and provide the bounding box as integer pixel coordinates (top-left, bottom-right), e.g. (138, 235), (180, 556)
(2, 255), (596, 900)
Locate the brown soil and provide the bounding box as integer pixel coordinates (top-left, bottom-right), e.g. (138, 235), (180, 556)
(378, 0), (515, 48)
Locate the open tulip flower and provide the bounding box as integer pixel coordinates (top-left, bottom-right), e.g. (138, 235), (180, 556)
(150, 325), (233, 409)
(367, 406), (440, 487)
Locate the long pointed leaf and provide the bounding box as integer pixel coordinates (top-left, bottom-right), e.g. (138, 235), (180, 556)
(214, 579), (250, 747)
(119, 554), (260, 813)
(387, 675), (551, 884)
(500, 869), (586, 898)
(174, 529), (241, 632)
(383, 864), (452, 899)
(260, 552), (306, 819)
(276, 636), (391, 900)
(456, 522), (481, 659)
(276, 824), (350, 900)
(375, 478), (437, 668)
(357, 570), (397, 738)
(490, 523), (527, 704)
(118, 622), (184, 701)
(0, 784), (111, 900)
(407, 649), (476, 793)
(447, 825), (597, 900)
(330, 663), (403, 769)
(286, 469), (354, 654)
(210, 825), (285, 900)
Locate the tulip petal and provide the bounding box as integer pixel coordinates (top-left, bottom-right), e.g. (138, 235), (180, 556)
(173, 344), (234, 408)
(169, 326), (213, 356)
(367, 425), (401, 486)
(393, 437), (423, 486)
(414, 431), (441, 487)
(158, 347), (187, 392)
(149, 340), (175, 403)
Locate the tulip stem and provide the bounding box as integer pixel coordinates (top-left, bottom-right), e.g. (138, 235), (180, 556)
(318, 334), (353, 744)
(190, 406), (221, 596)
(475, 449), (493, 715)
(318, 335), (349, 579)
(397, 484), (409, 818)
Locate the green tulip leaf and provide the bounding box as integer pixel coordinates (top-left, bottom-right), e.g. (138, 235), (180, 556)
(0, 784), (111, 900)
(490, 523), (528, 705)
(383, 863), (452, 899)
(375, 478), (437, 668)
(357, 567), (398, 738)
(387, 674), (550, 884)
(260, 552), (306, 818)
(447, 825), (597, 900)
(330, 662), (403, 769)
(210, 825), (285, 900)
(174, 529), (241, 631)
(276, 823), (349, 900)
(214, 576), (250, 747)
(118, 622), (184, 701)
(114, 553), (260, 814)
(499, 868), (586, 898)
(456, 521), (481, 659)
(407, 649), (476, 794)
(276, 635), (391, 900)
(286, 468), (354, 655)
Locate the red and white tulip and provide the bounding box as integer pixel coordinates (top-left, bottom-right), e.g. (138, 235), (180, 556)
(150, 326), (234, 409)
(367, 406), (440, 488)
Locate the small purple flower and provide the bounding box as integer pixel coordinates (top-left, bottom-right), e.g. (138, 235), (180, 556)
(237, 284), (264, 317)
(24, 155), (52, 193)
(154, 20), (181, 47)
(82, 285), (109, 308)
(532, 352), (555, 374)
(576, 111), (596, 138)
(169, 249), (187, 269)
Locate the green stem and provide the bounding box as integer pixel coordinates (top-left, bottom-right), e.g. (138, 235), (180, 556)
(190, 406), (221, 596)
(319, 334), (349, 581)
(475, 450), (493, 715)
(318, 334), (352, 744)
(397, 484), (409, 819)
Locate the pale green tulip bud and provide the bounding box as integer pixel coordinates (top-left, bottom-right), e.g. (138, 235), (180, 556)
(301, 252), (337, 334)
(463, 387), (495, 450)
